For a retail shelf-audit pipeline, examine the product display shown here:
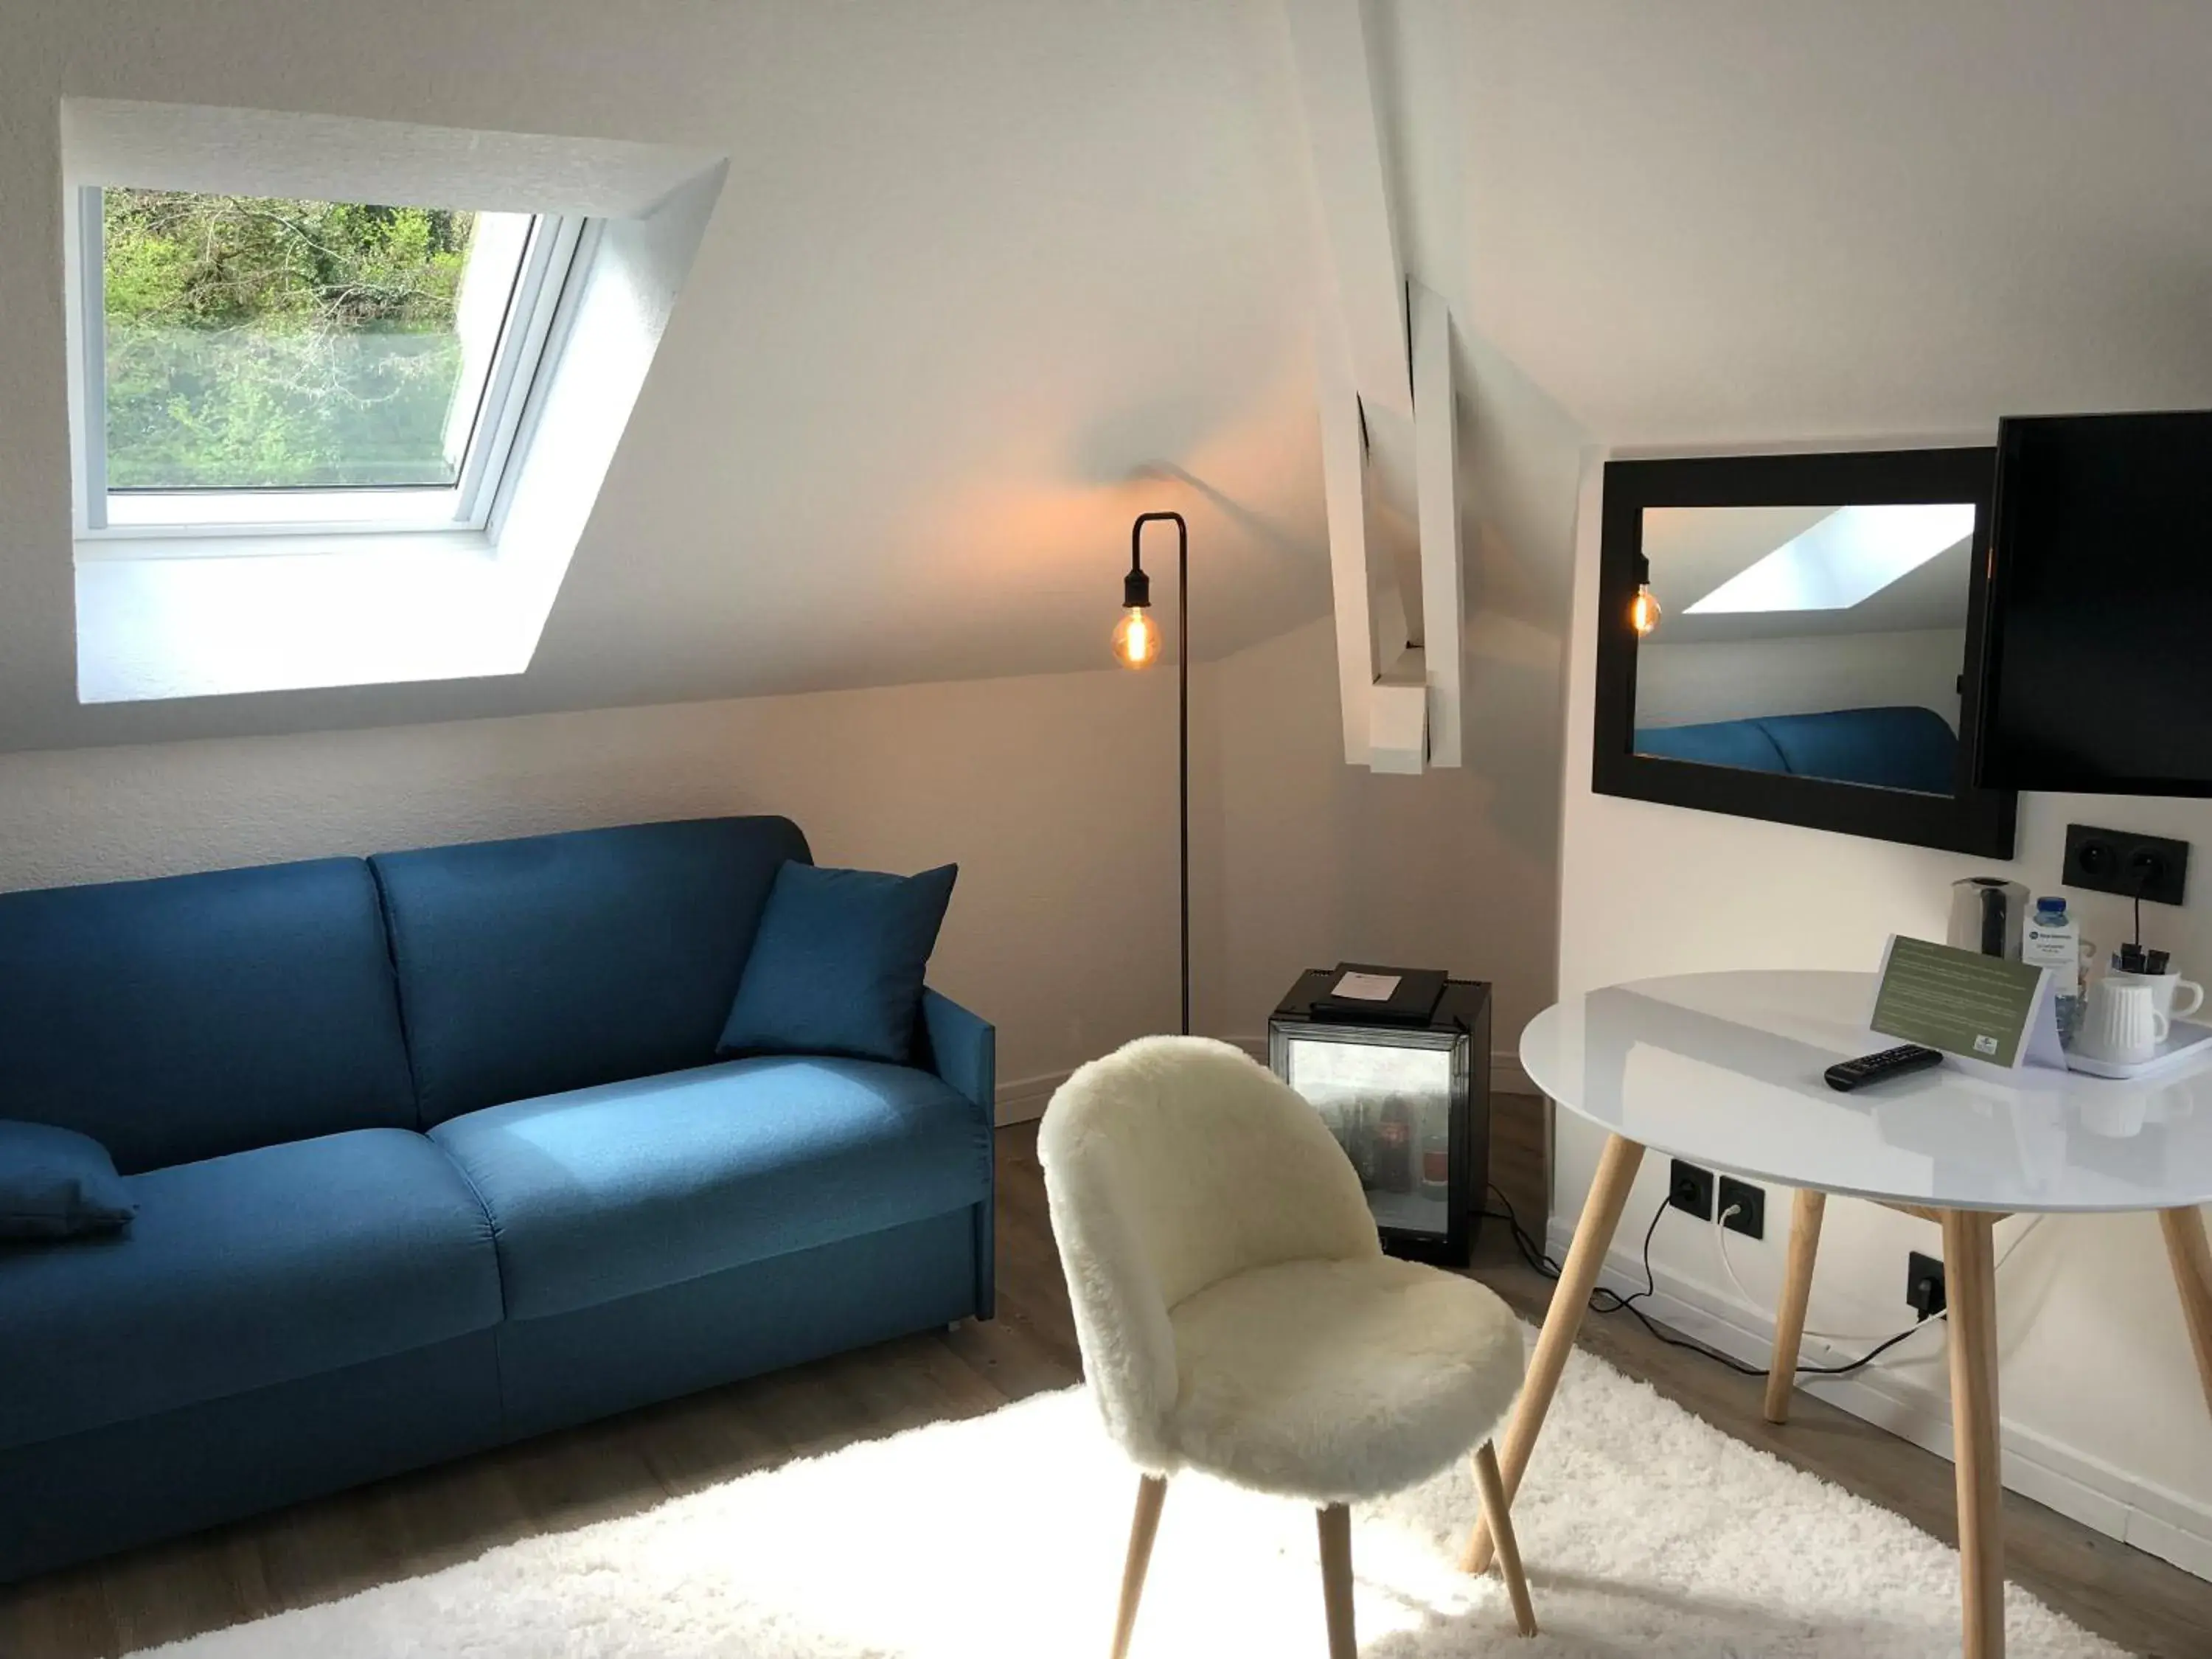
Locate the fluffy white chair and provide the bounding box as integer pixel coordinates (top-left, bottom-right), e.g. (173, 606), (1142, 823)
(1040, 1034), (1536, 1659)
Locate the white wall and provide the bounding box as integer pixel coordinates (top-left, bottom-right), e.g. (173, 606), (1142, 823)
(0, 615), (1543, 1113)
(1346, 0), (2212, 1576)
(0, 662), (1177, 1106)
(1635, 627), (1965, 731)
(0, 0), (1586, 1116)
(1212, 617), (1554, 1057)
(0, 0), (1329, 753)
(1557, 456), (2212, 1576)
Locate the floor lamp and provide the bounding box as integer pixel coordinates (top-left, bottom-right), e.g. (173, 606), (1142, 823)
(1110, 509), (1190, 1037)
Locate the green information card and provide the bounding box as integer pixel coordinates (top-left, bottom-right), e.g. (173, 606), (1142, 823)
(1871, 936), (2052, 1068)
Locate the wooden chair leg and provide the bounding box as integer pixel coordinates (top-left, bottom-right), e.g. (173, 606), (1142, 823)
(1764, 1188), (1827, 1424)
(1464, 1132), (1647, 1573)
(1110, 1475), (1167, 1659)
(1316, 1503), (1357, 1659)
(1472, 1441), (1538, 1636)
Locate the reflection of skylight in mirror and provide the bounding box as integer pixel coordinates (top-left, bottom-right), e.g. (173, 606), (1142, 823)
(1684, 503), (1976, 615)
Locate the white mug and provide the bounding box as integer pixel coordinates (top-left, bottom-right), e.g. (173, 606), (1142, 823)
(2081, 1092), (2150, 1138)
(2077, 978), (2171, 1066)
(2105, 968), (2205, 1023)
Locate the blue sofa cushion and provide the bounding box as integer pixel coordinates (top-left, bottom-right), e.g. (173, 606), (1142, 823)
(1755, 706), (1958, 793)
(1635, 705), (1958, 793)
(429, 1056), (992, 1321)
(0, 859), (417, 1173)
(372, 817), (810, 1127)
(0, 1122), (134, 1239)
(1634, 718), (1790, 773)
(0, 1129), (501, 1453)
(719, 862), (957, 1065)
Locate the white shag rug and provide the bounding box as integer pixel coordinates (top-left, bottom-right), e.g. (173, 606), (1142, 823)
(142, 1338), (2127, 1658)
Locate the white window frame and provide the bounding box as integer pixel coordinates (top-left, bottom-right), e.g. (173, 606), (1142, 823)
(69, 186), (585, 545)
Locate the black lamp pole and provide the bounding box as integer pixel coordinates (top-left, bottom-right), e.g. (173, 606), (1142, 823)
(1121, 510), (1190, 1036)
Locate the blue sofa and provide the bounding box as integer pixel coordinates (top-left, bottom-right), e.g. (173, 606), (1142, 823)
(0, 817), (995, 1582)
(1633, 704), (1958, 794)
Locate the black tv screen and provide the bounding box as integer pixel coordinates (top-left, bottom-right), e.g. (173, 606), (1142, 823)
(1981, 410), (2212, 796)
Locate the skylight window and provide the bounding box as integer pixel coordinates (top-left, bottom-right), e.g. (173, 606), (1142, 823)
(73, 187), (580, 536)
(62, 97), (726, 705)
(1684, 502), (1976, 615)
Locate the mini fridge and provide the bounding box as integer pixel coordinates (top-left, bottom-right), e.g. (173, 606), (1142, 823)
(1267, 968), (1492, 1267)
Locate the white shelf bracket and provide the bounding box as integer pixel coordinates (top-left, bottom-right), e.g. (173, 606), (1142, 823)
(1411, 279), (1463, 768)
(1287, 1), (1464, 772)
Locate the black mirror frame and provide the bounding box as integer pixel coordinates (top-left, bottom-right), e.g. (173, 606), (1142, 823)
(1593, 447), (2017, 858)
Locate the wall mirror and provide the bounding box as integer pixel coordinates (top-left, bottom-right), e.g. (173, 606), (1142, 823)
(1593, 448), (2017, 856)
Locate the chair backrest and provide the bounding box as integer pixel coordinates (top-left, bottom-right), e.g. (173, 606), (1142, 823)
(1037, 1035), (1377, 1465)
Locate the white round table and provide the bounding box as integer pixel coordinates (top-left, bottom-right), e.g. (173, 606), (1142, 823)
(1462, 970), (2212, 1659)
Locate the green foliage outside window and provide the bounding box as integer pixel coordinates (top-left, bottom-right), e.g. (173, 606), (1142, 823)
(101, 190), (481, 490)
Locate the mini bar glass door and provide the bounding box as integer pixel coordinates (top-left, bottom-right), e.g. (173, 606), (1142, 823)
(1279, 1034), (1456, 1240)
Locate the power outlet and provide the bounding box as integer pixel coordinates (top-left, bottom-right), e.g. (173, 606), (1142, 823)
(1669, 1158), (1714, 1221)
(1907, 1251), (1947, 1319)
(1718, 1177), (1765, 1239)
(2064, 824), (2189, 906)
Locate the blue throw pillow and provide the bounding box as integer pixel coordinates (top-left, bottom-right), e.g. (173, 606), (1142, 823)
(0, 1121), (136, 1241)
(718, 861), (958, 1065)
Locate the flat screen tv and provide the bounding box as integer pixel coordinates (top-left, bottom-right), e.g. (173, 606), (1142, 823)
(1980, 409), (2212, 796)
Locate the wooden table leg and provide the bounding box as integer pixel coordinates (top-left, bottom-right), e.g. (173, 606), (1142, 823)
(1940, 1208), (2005, 1659)
(1472, 1441), (1539, 1636)
(2157, 1206), (2212, 1422)
(1461, 1132), (1646, 1573)
(1763, 1188), (1827, 1425)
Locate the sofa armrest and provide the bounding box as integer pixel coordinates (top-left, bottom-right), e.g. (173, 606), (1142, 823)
(917, 988), (995, 1121)
(919, 987), (997, 1320)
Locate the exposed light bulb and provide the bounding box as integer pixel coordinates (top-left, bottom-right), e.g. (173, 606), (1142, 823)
(1630, 582), (1663, 637)
(1113, 605), (1159, 668)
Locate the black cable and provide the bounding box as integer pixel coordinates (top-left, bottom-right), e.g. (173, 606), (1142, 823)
(1480, 1185), (1941, 1382)
(1589, 1193), (1666, 1316)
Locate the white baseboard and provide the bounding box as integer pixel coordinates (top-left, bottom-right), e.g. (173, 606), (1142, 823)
(995, 1037), (1265, 1125)
(1546, 1218), (2212, 1580)
(994, 1037), (1531, 1126)
(995, 1069), (1068, 1127)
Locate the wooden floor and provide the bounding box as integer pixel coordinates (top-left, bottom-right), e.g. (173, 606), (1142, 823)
(4, 1099), (2206, 1658)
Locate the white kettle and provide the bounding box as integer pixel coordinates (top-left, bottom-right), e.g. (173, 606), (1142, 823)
(1947, 877), (2028, 960)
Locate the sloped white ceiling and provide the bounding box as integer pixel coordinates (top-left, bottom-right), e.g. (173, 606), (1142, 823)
(1642, 507), (1972, 645)
(12, 1), (2212, 757)
(0, 0), (1326, 752)
(1380, 0), (2212, 449)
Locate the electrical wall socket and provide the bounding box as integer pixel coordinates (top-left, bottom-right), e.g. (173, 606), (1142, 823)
(1907, 1251), (1947, 1319)
(1718, 1177), (1765, 1239)
(2064, 823), (2189, 906)
(1669, 1158), (1714, 1221)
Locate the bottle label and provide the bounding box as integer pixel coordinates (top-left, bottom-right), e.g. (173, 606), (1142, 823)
(2023, 923), (2080, 999)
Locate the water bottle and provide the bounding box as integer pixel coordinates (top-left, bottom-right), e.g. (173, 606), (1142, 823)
(2023, 896), (2084, 1047)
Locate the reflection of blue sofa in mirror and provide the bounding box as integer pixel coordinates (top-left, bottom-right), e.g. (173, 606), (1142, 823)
(1633, 705), (1957, 793)
(0, 816), (995, 1581)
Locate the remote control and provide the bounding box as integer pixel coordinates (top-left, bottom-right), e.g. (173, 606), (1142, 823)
(1823, 1045), (1944, 1092)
